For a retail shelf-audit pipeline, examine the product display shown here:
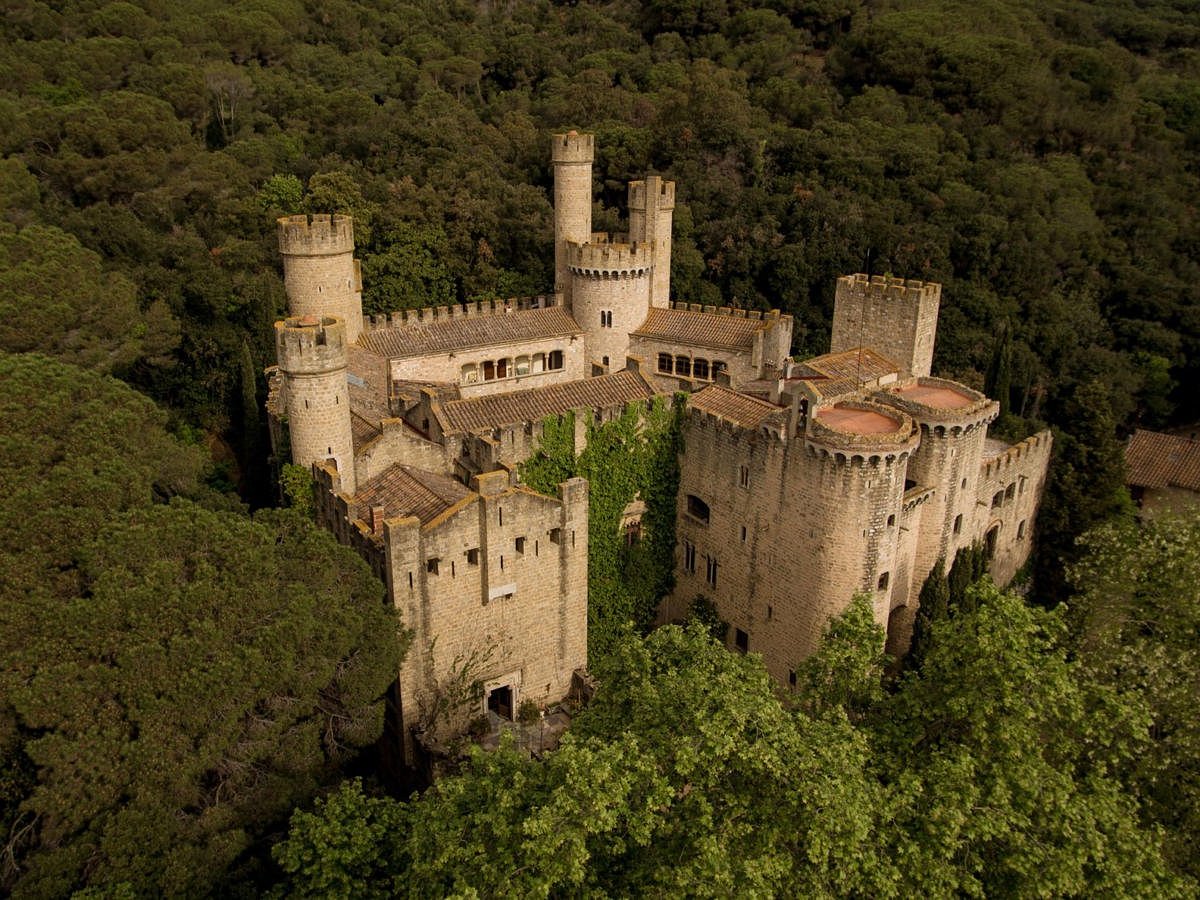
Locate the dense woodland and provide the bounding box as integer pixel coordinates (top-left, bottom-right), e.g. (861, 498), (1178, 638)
(1, 0), (1199, 895)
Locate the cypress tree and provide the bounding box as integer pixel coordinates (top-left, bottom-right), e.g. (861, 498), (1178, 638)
(905, 558), (949, 672)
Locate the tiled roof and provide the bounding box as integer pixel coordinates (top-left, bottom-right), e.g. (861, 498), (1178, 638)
(791, 347), (898, 398)
(1126, 429), (1200, 491)
(358, 307), (581, 359)
(631, 307), (765, 351)
(688, 384), (787, 430)
(350, 411), (382, 447)
(440, 370), (657, 434)
(354, 465), (471, 524)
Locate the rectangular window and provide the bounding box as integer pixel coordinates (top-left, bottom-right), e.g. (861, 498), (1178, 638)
(734, 628), (748, 654)
(466, 548), (479, 565)
(426, 558), (440, 575)
(658, 353), (672, 373)
(684, 540), (696, 574)
(515, 536), (526, 554)
(953, 514), (963, 535)
(1005, 483), (1016, 502)
(788, 669), (797, 689)
(1017, 520), (1026, 539)
(738, 465), (750, 488)
(740, 525), (747, 542)
(686, 494), (710, 524)
(705, 555), (718, 587)
(877, 571), (889, 591)
(550, 527), (561, 545)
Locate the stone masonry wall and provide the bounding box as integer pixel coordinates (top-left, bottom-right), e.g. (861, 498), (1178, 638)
(386, 474), (588, 766)
(388, 335), (586, 397)
(972, 431), (1053, 584)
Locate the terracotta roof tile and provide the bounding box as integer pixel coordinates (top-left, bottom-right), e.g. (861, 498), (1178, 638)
(354, 465), (472, 524)
(358, 307), (581, 359)
(350, 411), (382, 447)
(440, 370), (657, 434)
(631, 307), (765, 351)
(1126, 429), (1200, 491)
(688, 384), (787, 430)
(791, 347), (899, 398)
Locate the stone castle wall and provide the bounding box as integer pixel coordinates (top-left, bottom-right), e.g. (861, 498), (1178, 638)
(387, 473), (588, 765)
(974, 431), (1053, 584)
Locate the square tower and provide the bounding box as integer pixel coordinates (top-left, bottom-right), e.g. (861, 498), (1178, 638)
(830, 274), (941, 378)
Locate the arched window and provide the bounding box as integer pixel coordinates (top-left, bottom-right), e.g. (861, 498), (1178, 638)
(461, 363), (478, 384)
(712, 360), (727, 378)
(532, 352), (545, 373)
(483, 360), (496, 381)
(675, 355), (691, 377)
(515, 355), (530, 376)
(658, 353), (672, 373)
(686, 494), (710, 523)
(548, 349), (564, 370)
(693, 358), (710, 380)
(497, 358), (509, 378)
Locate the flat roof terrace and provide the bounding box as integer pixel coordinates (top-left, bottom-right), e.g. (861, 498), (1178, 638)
(815, 404), (901, 435)
(893, 381), (976, 409)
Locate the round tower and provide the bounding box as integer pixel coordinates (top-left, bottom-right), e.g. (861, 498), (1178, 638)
(567, 240), (654, 370)
(276, 315), (356, 495)
(551, 132), (595, 300)
(876, 377), (999, 591)
(799, 400), (919, 652)
(277, 214), (364, 344)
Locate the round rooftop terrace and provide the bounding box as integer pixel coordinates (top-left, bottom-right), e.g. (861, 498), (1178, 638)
(815, 404), (901, 435)
(806, 400), (918, 460)
(877, 377), (997, 427)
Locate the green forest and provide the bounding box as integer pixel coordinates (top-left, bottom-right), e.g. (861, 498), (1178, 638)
(1, 0), (1198, 894)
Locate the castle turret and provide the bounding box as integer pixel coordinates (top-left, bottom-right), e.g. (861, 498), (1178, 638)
(278, 214), (364, 344)
(628, 175), (675, 309)
(567, 239), (654, 370)
(800, 400), (919, 649)
(831, 274), (941, 379)
(551, 132), (595, 301)
(276, 315), (356, 495)
(876, 378), (999, 603)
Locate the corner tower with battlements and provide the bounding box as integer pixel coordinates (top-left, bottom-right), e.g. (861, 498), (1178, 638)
(831, 274), (941, 379)
(278, 214), (365, 344)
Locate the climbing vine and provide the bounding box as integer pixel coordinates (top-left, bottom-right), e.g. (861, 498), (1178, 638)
(520, 395), (684, 660)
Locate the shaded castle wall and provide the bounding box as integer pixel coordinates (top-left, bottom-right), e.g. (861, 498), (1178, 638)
(973, 431), (1053, 584)
(387, 474), (589, 766)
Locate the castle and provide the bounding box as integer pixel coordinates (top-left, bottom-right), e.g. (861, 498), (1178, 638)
(267, 133), (1051, 766)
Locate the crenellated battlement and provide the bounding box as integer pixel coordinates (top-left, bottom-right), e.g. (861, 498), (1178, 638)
(551, 131), (594, 164)
(276, 315), (348, 375)
(360, 296), (557, 332)
(875, 377), (998, 431)
(670, 301), (782, 322)
(628, 177), (676, 211)
(981, 430), (1053, 479)
(837, 273), (941, 306)
(688, 406), (788, 443)
(278, 214), (354, 256)
(566, 239), (654, 277)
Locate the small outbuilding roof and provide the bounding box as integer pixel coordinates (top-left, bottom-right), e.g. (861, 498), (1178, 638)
(353, 465), (471, 524)
(688, 384), (787, 430)
(1126, 429), (1200, 491)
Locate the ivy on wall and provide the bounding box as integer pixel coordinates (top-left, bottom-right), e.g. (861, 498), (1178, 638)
(520, 395), (684, 660)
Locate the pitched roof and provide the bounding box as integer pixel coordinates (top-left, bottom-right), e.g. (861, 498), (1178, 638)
(688, 384), (787, 430)
(440, 369), (657, 434)
(631, 307), (765, 351)
(791, 347), (898, 398)
(357, 307), (581, 359)
(353, 465), (472, 524)
(1126, 429), (1200, 491)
